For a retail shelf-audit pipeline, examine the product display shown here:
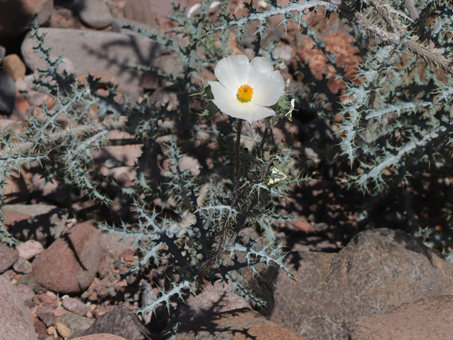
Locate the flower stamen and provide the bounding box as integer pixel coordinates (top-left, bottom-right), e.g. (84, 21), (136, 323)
(237, 84), (254, 103)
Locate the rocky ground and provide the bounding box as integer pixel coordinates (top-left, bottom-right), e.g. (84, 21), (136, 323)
(1, 1), (452, 340)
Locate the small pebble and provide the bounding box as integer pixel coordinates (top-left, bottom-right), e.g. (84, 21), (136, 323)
(46, 326), (56, 336)
(56, 321), (71, 338)
(16, 240), (44, 260)
(13, 257), (32, 274)
(62, 296), (89, 316)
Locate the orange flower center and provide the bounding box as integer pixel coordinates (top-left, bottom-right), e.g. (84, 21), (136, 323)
(237, 84), (254, 103)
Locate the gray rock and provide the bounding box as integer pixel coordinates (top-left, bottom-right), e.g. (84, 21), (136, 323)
(0, 45), (5, 63)
(37, 303), (56, 327)
(79, 306), (152, 340)
(253, 228), (453, 340)
(12, 256), (33, 274)
(0, 69), (16, 114)
(0, 275), (37, 340)
(2, 204), (68, 247)
(21, 28), (167, 86)
(0, 242), (19, 273)
(74, 0), (113, 29)
(62, 311), (94, 338)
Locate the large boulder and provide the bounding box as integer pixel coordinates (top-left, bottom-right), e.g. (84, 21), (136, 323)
(0, 275), (37, 340)
(21, 28), (179, 87)
(253, 228), (453, 339)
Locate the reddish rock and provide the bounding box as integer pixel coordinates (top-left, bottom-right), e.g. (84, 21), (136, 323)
(0, 242), (19, 273)
(175, 309), (308, 340)
(172, 283), (306, 340)
(351, 295), (453, 340)
(32, 222), (102, 294)
(0, 275), (37, 340)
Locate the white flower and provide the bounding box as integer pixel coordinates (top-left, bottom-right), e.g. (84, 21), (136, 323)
(208, 55), (285, 123)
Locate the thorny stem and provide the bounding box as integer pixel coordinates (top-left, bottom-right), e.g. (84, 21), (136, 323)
(231, 119), (243, 208)
(202, 119), (244, 277)
(352, 0), (452, 74)
(0, 121), (126, 159)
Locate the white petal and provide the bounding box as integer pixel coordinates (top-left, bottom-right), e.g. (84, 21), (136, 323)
(209, 80), (235, 102)
(248, 58), (285, 106)
(214, 55), (250, 93)
(211, 95), (275, 124)
(249, 57), (274, 75)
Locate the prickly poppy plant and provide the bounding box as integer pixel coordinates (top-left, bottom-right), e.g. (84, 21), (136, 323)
(0, 0), (452, 338)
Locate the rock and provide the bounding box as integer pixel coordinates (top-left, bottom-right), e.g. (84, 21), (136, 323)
(56, 321), (72, 338)
(15, 284), (35, 308)
(16, 273), (40, 293)
(0, 242), (19, 273)
(171, 284), (306, 340)
(179, 283), (252, 322)
(351, 295), (453, 340)
(3, 54), (26, 81)
(79, 306), (152, 340)
(16, 240), (44, 260)
(175, 309), (309, 340)
(76, 71), (119, 88)
(0, 0), (54, 40)
(60, 311), (94, 336)
(32, 222), (102, 294)
(2, 204), (68, 247)
(74, 0), (112, 29)
(111, 18), (158, 36)
(116, 84), (144, 106)
(258, 228), (453, 340)
(50, 7), (82, 29)
(0, 275), (37, 340)
(0, 45), (5, 62)
(72, 335), (129, 340)
(12, 256), (33, 274)
(62, 297), (90, 316)
(21, 28), (167, 86)
(37, 304), (57, 327)
(0, 69), (16, 114)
